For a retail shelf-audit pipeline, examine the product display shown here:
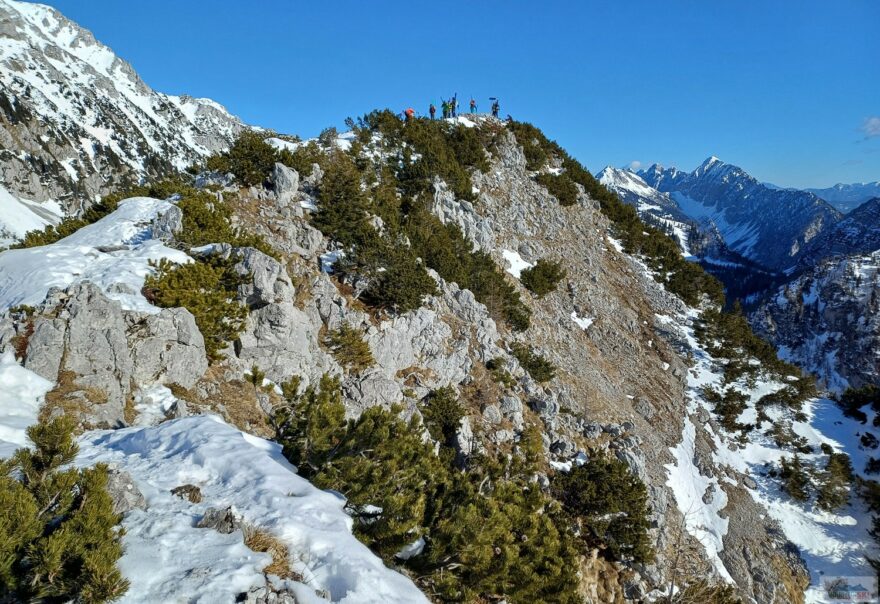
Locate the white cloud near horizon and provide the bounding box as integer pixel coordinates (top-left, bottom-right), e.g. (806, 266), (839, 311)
(862, 116), (880, 138)
(626, 160), (642, 170)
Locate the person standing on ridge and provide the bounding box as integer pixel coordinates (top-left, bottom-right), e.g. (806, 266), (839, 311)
(451, 94), (458, 117)
(491, 98), (500, 118)
(441, 100), (449, 119)
(404, 107), (415, 122)
(429, 103), (436, 120)
(469, 98), (477, 114)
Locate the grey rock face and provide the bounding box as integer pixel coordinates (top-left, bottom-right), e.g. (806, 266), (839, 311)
(238, 586), (301, 604)
(271, 163), (300, 209)
(171, 484), (203, 504)
(105, 468), (147, 515)
(235, 248), (296, 308)
(151, 204), (183, 241)
(126, 308), (208, 388)
(481, 403), (503, 426)
(1, 282), (209, 426)
(57, 283), (134, 425)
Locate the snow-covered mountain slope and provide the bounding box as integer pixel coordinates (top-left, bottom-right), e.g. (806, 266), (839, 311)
(75, 416), (429, 604)
(0, 183), (61, 248)
(657, 307), (876, 602)
(808, 182), (880, 213)
(0, 360), (428, 603)
(597, 166), (699, 254)
(0, 196), (189, 312)
(796, 197), (880, 269)
(0, 0), (245, 211)
(753, 251), (880, 392)
(639, 157), (842, 272)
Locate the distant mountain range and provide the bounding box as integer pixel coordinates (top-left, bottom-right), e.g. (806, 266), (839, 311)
(637, 157), (841, 273)
(807, 182), (880, 213)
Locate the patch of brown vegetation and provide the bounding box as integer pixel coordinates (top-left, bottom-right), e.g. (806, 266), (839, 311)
(172, 365), (281, 438)
(41, 369), (109, 428)
(11, 319), (34, 361)
(244, 529), (301, 580)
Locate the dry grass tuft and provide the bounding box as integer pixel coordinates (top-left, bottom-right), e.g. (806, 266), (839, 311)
(245, 529), (300, 580)
(41, 369), (109, 427)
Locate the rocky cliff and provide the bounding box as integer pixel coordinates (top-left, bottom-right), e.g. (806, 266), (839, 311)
(0, 0), (244, 212)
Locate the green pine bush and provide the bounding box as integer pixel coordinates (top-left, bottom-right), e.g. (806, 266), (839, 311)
(143, 257), (248, 361)
(420, 387), (466, 447)
(520, 258), (567, 297)
(535, 172), (579, 206)
(274, 377), (442, 557)
(779, 454), (810, 502)
(551, 454), (653, 563)
(0, 416), (128, 602)
(273, 375), (582, 602)
(206, 130), (278, 186)
(323, 324), (375, 373)
(511, 343), (556, 382)
(816, 452), (854, 512)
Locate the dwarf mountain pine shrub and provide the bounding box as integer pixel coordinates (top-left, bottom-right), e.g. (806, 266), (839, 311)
(273, 375), (583, 603)
(420, 386), (466, 448)
(274, 377), (442, 557)
(143, 257), (248, 361)
(511, 342), (556, 383)
(535, 172), (579, 206)
(816, 452), (854, 512)
(0, 416), (128, 603)
(323, 324), (374, 373)
(206, 130), (278, 186)
(520, 257), (567, 297)
(779, 454), (810, 502)
(551, 454), (654, 563)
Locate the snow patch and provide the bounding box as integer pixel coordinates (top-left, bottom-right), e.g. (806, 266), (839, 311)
(0, 352), (53, 458)
(76, 416), (429, 604)
(501, 249), (533, 278)
(0, 197), (190, 313)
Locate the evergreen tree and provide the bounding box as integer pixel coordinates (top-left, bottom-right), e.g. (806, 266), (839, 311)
(816, 452), (854, 512)
(551, 454), (653, 563)
(0, 417), (128, 602)
(779, 454), (810, 502)
(207, 130), (278, 186)
(420, 387), (466, 448)
(520, 258), (567, 297)
(143, 257), (248, 361)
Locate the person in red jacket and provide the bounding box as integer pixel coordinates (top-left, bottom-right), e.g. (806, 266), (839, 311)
(429, 103), (436, 120)
(404, 107), (415, 122)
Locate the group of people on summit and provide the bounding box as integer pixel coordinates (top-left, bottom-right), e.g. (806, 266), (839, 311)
(404, 96), (501, 122)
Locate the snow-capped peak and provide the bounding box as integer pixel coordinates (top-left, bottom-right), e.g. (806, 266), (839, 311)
(0, 0), (246, 209)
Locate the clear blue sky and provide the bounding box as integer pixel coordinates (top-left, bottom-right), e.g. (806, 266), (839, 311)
(39, 0), (879, 188)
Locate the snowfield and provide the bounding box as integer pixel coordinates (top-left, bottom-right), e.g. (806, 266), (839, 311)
(75, 416), (429, 604)
(0, 351), (53, 458)
(0, 394), (428, 603)
(660, 307), (878, 601)
(0, 185), (62, 249)
(0, 197), (190, 313)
